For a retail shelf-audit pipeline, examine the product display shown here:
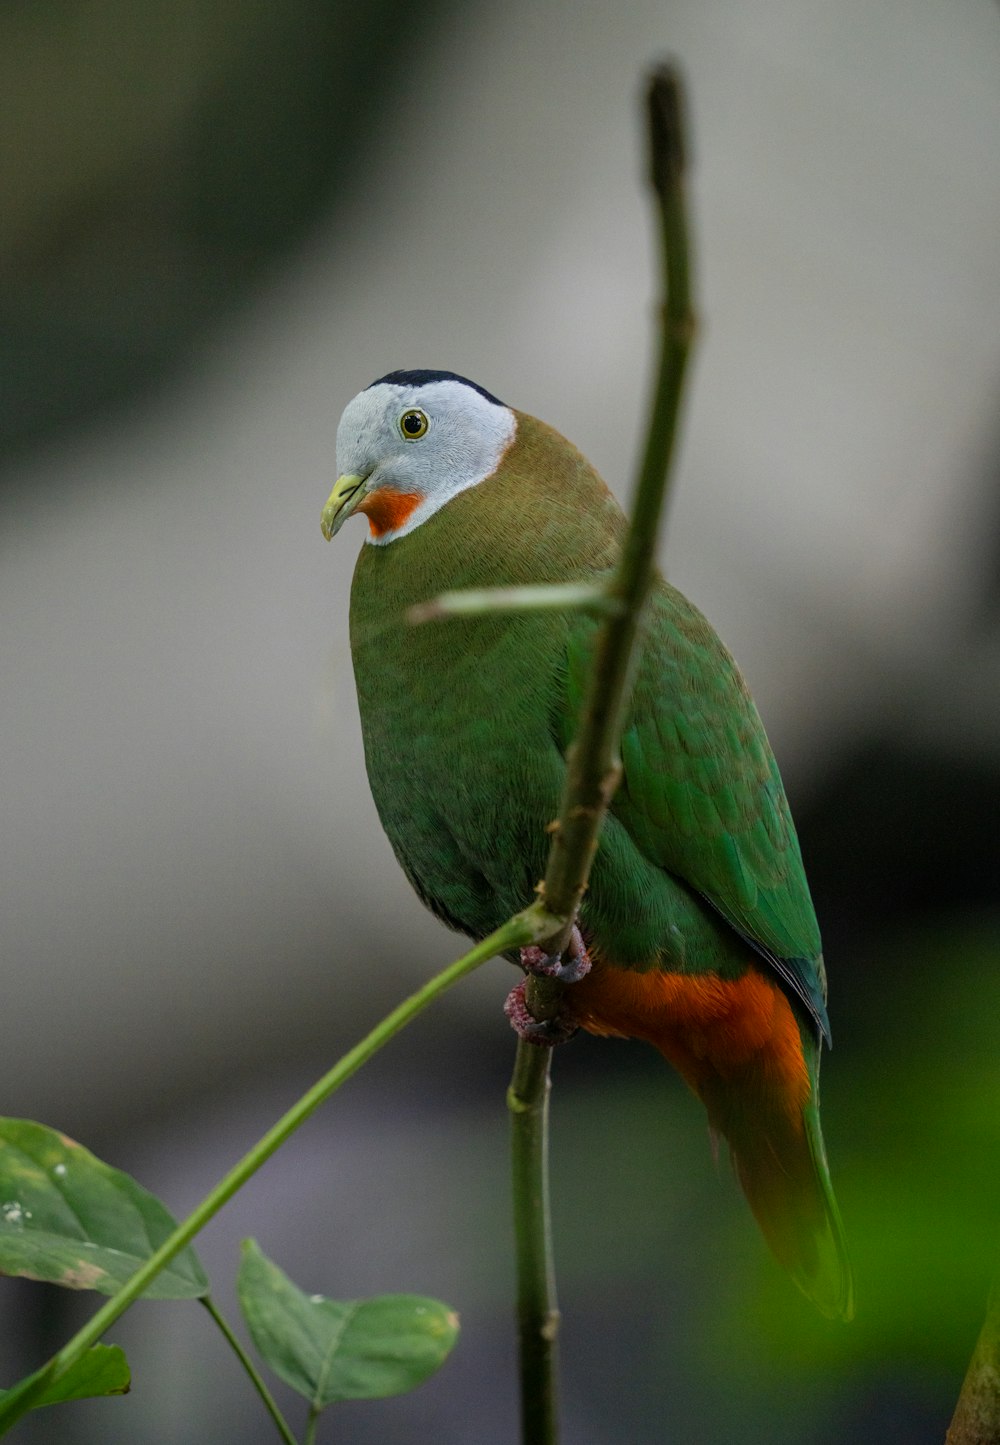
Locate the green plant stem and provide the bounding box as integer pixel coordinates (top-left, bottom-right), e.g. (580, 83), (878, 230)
(508, 1045), (558, 1445)
(0, 915), (537, 1437)
(408, 580), (621, 625)
(507, 61), (696, 1445)
(201, 1296), (298, 1445)
(947, 1282), (1000, 1445)
(305, 1404), (321, 1445)
(518, 63), (696, 1031)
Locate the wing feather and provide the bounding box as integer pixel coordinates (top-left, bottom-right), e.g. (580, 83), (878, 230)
(562, 577), (830, 1039)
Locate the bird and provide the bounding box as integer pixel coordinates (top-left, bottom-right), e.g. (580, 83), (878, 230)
(321, 368), (853, 1320)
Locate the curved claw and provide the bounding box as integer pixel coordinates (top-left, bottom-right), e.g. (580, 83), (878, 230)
(504, 980), (579, 1047)
(519, 925), (592, 984)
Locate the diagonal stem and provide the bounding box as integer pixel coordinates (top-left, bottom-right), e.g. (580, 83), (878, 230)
(947, 1282), (1000, 1445)
(201, 1296), (299, 1445)
(0, 915), (538, 1437)
(517, 61), (697, 1022)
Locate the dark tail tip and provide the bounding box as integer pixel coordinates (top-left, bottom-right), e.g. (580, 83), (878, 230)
(733, 1100), (854, 1321)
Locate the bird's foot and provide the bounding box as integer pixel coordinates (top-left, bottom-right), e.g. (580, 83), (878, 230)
(519, 925), (592, 984)
(504, 981), (579, 1047)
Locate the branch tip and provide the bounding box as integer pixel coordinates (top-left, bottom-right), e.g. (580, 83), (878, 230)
(647, 62), (688, 196)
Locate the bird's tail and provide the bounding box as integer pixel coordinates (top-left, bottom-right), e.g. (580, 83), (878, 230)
(569, 961), (854, 1320)
(696, 1027), (854, 1320)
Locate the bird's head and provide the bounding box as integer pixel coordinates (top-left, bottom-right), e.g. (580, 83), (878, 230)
(321, 370), (517, 545)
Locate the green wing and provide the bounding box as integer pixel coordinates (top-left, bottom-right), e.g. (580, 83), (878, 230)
(562, 577), (829, 1038)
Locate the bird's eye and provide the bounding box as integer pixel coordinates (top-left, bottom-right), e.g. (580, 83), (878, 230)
(399, 408), (429, 440)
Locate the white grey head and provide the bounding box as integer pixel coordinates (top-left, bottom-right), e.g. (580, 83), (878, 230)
(321, 370), (517, 545)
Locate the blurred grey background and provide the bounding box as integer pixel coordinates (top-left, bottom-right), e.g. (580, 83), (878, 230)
(2, 1), (1000, 1441)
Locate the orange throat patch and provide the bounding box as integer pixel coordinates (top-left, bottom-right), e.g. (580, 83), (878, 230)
(358, 488), (423, 539)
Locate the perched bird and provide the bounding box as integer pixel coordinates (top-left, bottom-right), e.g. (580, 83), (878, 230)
(321, 369), (853, 1320)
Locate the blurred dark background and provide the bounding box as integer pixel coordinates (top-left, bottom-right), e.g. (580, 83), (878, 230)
(2, 1), (1000, 1441)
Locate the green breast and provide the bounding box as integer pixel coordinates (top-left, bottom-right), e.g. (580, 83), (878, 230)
(349, 417), (604, 937)
(347, 414), (770, 977)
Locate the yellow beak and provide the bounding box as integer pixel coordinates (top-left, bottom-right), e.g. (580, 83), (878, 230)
(321, 473), (368, 540)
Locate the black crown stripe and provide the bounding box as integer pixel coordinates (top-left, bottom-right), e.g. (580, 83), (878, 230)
(367, 370), (505, 407)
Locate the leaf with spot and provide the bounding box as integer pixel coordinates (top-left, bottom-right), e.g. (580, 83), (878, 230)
(0, 1345), (130, 1412)
(0, 1118), (208, 1299)
(237, 1239), (459, 1408)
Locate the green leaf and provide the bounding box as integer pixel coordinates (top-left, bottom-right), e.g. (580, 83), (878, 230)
(237, 1239), (459, 1408)
(0, 1119), (208, 1299)
(0, 1346), (130, 1410)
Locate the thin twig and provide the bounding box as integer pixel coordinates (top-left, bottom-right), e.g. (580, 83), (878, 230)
(507, 60), (697, 1445)
(508, 1045), (560, 1445)
(947, 1285), (1000, 1445)
(512, 60), (697, 1003)
(408, 581), (621, 625)
(201, 1296), (299, 1445)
